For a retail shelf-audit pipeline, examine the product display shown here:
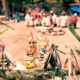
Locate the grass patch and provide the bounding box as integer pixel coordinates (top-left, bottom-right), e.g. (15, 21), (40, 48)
(69, 26), (80, 41)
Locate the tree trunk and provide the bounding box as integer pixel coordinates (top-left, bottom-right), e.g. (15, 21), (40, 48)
(2, 0), (9, 16)
(75, 0), (79, 3)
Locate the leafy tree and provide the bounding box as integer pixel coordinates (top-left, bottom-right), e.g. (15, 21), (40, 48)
(63, 0), (75, 10)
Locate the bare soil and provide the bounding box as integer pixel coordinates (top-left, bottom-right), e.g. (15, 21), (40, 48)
(0, 21), (80, 70)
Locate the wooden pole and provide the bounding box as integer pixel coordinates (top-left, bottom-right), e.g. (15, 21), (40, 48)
(2, 0), (8, 15)
(75, 0), (80, 3)
(2, 0), (6, 9)
(68, 53), (71, 80)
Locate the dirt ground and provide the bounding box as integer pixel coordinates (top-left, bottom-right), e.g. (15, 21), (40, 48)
(0, 21), (80, 70)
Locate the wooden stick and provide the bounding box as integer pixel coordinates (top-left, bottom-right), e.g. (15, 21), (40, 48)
(57, 49), (67, 55)
(68, 53), (71, 80)
(71, 49), (79, 65)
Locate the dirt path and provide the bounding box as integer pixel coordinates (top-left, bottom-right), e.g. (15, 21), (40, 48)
(0, 21), (80, 69)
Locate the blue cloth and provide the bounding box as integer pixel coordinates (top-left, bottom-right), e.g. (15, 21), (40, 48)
(27, 53), (29, 56)
(72, 21), (77, 29)
(41, 48), (46, 53)
(40, 53), (44, 57)
(20, 16), (25, 20)
(70, 5), (80, 13)
(40, 53), (44, 59)
(27, 53), (33, 56)
(2, 47), (5, 53)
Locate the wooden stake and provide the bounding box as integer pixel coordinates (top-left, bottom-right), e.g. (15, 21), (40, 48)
(68, 53), (71, 80)
(2, 0), (6, 10)
(2, 0), (7, 15)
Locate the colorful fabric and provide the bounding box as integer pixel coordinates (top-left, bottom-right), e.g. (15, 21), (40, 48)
(41, 48), (46, 53)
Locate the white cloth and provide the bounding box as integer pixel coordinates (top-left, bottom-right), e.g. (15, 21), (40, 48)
(25, 14), (33, 26)
(34, 19), (39, 25)
(60, 15), (68, 27)
(42, 17), (50, 26)
(52, 14), (58, 23)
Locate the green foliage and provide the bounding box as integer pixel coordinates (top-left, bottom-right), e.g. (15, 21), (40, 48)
(8, 0), (25, 4)
(1, 68), (80, 80)
(2, 69), (67, 80)
(57, 0), (61, 2)
(63, 0), (75, 3)
(65, 0), (70, 2)
(69, 26), (80, 41)
(54, 46), (58, 49)
(9, 0), (40, 5)
(33, 0), (39, 3)
(25, 0), (32, 4)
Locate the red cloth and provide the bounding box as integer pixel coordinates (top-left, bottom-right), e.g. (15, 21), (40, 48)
(0, 15), (7, 20)
(71, 15), (78, 22)
(35, 6), (40, 14)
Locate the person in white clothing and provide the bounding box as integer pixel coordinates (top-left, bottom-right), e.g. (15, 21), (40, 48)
(60, 14), (68, 28)
(52, 14), (58, 27)
(42, 13), (50, 27)
(25, 11), (33, 27)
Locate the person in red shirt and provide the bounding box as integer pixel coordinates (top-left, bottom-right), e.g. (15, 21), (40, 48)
(71, 13), (78, 29)
(35, 5), (40, 19)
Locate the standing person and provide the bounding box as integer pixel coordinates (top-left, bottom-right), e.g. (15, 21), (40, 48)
(34, 13), (42, 26)
(71, 13), (78, 29)
(50, 10), (53, 25)
(52, 13), (58, 27)
(14, 12), (20, 22)
(42, 13), (50, 27)
(60, 13), (68, 28)
(25, 10), (33, 27)
(34, 5), (40, 19)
